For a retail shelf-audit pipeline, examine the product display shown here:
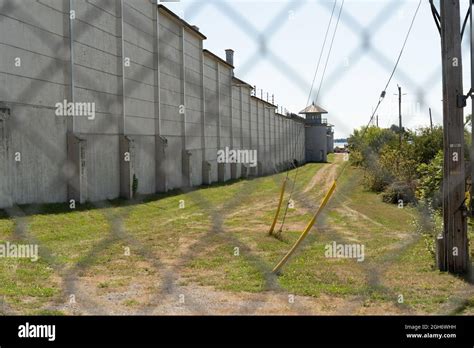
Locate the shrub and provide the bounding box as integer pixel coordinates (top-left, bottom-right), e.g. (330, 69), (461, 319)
(348, 124), (458, 208)
(416, 150), (443, 209)
(381, 181), (416, 205)
(411, 126), (443, 164)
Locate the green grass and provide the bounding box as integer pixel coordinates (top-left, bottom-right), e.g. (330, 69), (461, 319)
(180, 162), (474, 314)
(0, 155), (473, 314)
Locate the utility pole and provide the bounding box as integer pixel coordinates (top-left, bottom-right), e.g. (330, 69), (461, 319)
(376, 114), (379, 128)
(398, 85), (402, 129)
(395, 85), (406, 148)
(438, 0), (469, 273)
(398, 85), (402, 148)
(470, 0), (474, 216)
(429, 107), (433, 131)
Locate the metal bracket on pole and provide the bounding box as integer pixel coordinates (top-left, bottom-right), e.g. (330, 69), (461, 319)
(457, 88), (473, 108)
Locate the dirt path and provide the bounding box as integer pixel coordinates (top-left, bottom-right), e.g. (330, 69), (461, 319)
(303, 153), (345, 194)
(59, 278), (406, 315)
(144, 283), (406, 315)
(51, 155), (413, 315)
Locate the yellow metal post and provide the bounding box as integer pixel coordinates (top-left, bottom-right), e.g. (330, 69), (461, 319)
(268, 178), (288, 235)
(272, 181), (337, 273)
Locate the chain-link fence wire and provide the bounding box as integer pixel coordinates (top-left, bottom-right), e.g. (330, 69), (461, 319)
(0, 0), (436, 315)
(0, 0), (448, 316)
(175, 0), (474, 313)
(0, 0), (472, 315)
(0, 0), (314, 315)
(0, 0), (191, 315)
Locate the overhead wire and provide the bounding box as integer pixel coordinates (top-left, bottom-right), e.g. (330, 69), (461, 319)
(277, 0), (344, 233)
(271, 0), (422, 272)
(335, 0), (422, 183)
(306, 0), (338, 107)
(315, 0), (345, 103)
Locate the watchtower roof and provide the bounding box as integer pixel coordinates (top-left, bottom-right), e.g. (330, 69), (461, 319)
(299, 102), (328, 115)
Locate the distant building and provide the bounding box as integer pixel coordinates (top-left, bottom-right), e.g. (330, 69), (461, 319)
(300, 102), (334, 162)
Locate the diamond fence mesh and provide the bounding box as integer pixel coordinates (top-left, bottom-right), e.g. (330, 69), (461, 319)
(0, 0), (472, 315)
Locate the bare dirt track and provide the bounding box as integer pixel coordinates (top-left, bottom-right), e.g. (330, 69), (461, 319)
(44, 154), (471, 316)
(303, 154), (344, 194)
(52, 154), (406, 316)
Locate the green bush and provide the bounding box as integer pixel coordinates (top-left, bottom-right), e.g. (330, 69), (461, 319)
(411, 126), (443, 164)
(363, 167), (391, 192)
(348, 126), (398, 168)
(348, 124), (460, 208)
(381, 181), (416, 205)
(415, 150), (443, 209)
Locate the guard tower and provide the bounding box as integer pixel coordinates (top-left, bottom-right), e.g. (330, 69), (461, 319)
(299, 102), (332, 162)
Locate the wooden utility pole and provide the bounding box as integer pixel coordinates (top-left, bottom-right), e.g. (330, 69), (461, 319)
(438, 0), (469, 273)
(398, 85), (402, 148)
(395, 85), (407, 148)
(470, 0), (474, 216)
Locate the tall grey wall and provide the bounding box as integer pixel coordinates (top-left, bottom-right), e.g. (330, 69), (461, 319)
(203, 53), (219, 184)
(158, 9), (185, 190)
(238, 84), (251, 177)
(0, 0), (69, 207)
(0, 1), (312, 209)
(183, 29), (204, 187)
(249, 97), (259, 175)
(231, 85), (241, 179)
(231, 82), (252, 179)
(269, 106), (275, 172)
(299, 122), (305, 163)
(218, 63), (232, 182)
(256, 98), (265, 175)
(76, 0), (124, 201)
(202, 52), (234, 184)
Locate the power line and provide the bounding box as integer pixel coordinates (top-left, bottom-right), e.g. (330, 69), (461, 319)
(315, 0), (345, 103)
(278, 0), (345, 234)
(429, 0), (441, 34)
(306, 0), (337, 107)
(366, 0), (421, 132)
(335, 0), (422, 183)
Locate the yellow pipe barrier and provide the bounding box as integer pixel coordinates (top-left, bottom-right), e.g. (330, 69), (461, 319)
(268, 178), (288, 235)
(272, 180), (337, 274)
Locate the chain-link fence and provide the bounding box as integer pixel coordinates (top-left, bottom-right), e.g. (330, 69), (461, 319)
(0, 0), (473, 316)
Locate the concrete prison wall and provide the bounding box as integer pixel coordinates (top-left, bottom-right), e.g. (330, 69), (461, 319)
(0, 0), (70, 207)
(0, 1), (307, 209)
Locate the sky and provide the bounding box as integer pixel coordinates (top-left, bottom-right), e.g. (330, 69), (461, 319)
(162, 0), (473, 138)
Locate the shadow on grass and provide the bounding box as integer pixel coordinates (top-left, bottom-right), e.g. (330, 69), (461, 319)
(0, 162), (306, 220)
